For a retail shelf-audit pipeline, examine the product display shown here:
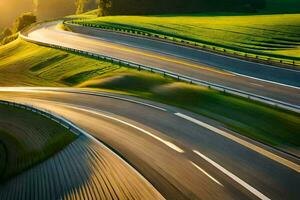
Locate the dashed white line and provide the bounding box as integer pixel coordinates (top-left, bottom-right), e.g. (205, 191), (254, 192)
(190, 161), (223, 187)
(193, 150), (271, 200)
(175, 112), (300, 173)
(69, 106), (184, 153)
(250, 83), (263, 87)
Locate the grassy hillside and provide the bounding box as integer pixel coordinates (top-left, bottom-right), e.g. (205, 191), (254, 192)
(0, 38), (299, 154)
(0, 103), (76, 182)
(70, 13), (300, 66)
(0, 38), (123, 86)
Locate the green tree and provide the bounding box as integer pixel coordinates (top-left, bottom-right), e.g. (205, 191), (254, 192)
(1, 28), (12, 39)
(75, 0), (85, 14)
(75, 0), (97, 14)
(97, 0), (112, 16)
(13, 12), (36, 33)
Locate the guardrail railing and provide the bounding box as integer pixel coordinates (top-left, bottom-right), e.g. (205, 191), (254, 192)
(19, 33), (300, 113)
(65, 21), (300, 68)
(0, 100), (82, 136)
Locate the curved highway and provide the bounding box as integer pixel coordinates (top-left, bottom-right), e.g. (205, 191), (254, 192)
(23, 21), (300, 107)
(0, 88), (299, 200)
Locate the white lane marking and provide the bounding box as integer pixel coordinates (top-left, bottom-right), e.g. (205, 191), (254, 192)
(193, 150), (271, 200)
(69, 106), (184, 153)
(77, 91), (167, 112)
(0, 87), (168, 112)
(66, 23), (300, 88)
(65, 116), (165, 199)
(190, 161), (223, 187)
(175, 112), (300, 173)
(3, 98), (165, 199)
(250, 83), (263, 87)
(231, 72), (300, 90)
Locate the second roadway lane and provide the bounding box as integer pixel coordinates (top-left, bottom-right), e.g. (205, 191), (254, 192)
(1, 88), (299, 200)
(24, 22), (300, 107)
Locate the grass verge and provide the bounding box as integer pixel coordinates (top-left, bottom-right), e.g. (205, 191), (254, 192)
(69, 13), (300, 68)
(0, 38), (299, 155)
(0, 104), (76, 182)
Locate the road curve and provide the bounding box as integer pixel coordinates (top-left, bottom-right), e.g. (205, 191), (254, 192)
(67, 23), (300, 87)
(0, 88), (299, 200)
(0, 99), (164, 200)
(23, 21), (300, 107)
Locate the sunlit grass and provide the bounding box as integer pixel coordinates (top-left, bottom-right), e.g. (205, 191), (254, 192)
(72, 13), (300, 63)
(0, 38), (299, 154)
(0, 104), (76, 182)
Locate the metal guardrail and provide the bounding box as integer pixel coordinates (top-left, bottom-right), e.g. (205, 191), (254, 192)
(19, 33), (300, 113)
(65, 21), (300, 68)
(0, 100), (82, 136)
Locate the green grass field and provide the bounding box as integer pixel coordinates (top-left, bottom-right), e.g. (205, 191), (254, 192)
(70, 13), (300, 66)
(0, 38), (299, 155)
(0, 103), (76, 182)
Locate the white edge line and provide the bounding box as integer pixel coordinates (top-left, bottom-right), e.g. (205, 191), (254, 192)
(193, 150), (271, 200)
(0, 88), (168, 112)
(21, 28), (300, 111)
(78, 91), (167, 111)
(66, 22), (300, 85)
(175, 112), (300, 173)
(69, 117), (165, 199)
(190, 161), (223, 187)
(1, 100), (165, 199)
(15, 101), (165, 199)
(68, 105), (184, 153)
(230, 72), (300, 90)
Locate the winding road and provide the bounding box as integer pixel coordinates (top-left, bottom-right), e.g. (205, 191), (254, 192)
(24, 21), (300, 107)
(0, 88), (299, 200)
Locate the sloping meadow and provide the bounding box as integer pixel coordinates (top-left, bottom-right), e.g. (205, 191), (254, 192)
(0, 38), (299, 155)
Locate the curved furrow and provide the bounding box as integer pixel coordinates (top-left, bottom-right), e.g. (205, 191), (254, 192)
(0, 135), (164, 200)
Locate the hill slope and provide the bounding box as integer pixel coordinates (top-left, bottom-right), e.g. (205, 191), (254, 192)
(0, 103), (76, 182)
(0, 38), (299, 154)
(71, 13), (300, 65)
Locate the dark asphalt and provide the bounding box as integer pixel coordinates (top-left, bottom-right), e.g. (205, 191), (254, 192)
(25, 23), (300, 107)
(68, 24), (300, 87)
(1, 89), (299, 200)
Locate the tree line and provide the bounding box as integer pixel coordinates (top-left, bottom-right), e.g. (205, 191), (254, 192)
(1, 0), (266, 45)
(96, 0), (266, 16)
(74, 0), (266, 16)
(0, 13), (36, 45)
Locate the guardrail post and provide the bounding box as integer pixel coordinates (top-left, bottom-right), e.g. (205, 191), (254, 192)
(20, 28), (300, 113)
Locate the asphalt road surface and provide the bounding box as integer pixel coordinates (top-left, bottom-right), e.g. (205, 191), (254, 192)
(23, 22), (300, 107)
(0, 88), (299, 200)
